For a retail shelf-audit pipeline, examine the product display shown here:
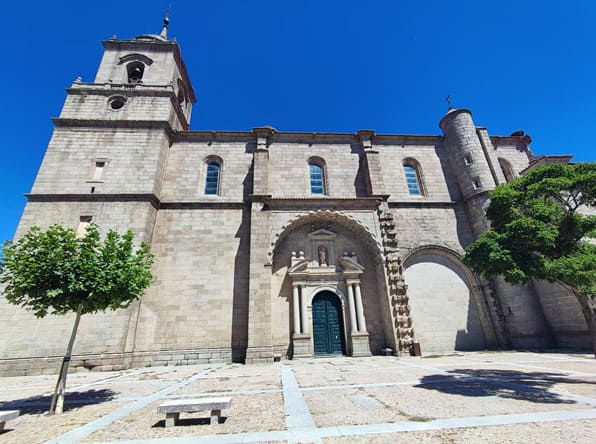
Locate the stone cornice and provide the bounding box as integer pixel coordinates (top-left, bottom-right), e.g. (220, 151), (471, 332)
(26, 193), (161, 209)
(263, 197), (382, 211)
(173, 130), (443, 145)
(388, 200), (457, 208)
(67, 82), (175, 97)
(51, 119), (177, 138)
(26, 194), (248, 211)
(159, 202), (246, 210)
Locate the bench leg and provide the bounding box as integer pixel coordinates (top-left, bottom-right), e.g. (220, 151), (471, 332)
(0, 421), (5, 432)
(210, 409), (221, 425)
(165, 412), (179, 427)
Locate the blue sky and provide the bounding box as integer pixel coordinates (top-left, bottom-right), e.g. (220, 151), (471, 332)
(1, 0), (594, 242)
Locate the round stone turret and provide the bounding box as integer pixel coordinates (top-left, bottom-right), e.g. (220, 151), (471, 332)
(440, 108), (496, 237)
(439, 108), (496, 200)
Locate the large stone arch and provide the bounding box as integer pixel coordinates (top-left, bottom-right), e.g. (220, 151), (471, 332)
(403, 245), (489, 354)
(270, 211), (393, 357)
(269, 210), (383, 265)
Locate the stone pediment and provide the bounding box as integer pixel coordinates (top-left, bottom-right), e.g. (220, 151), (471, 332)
(307, 228), (337, 240)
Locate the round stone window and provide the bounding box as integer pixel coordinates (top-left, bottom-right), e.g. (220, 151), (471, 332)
(108, 96), (127, 110)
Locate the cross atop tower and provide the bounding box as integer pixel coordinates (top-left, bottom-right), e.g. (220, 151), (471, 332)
(160, 7), (171, 39)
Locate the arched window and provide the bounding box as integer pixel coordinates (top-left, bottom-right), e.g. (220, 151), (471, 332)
(309, 159), (326, 195)
(403, 161), (423, 196)
(127, 62), (145, 84)
(204, 161), (221, 195)
(498, 158), (515, 182)
(177, 79), (186, 105)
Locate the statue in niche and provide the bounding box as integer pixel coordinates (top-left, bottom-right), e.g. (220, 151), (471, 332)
(317, 245), (328, 266)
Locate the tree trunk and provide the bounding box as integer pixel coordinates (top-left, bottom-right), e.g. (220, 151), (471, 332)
(49, 303), (83, 415)
(563, 283), (596, 358)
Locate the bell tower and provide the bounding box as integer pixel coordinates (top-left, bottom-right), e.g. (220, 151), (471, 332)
(20, 17), (196, 243)
(5, 17), (199, 374)
(90, 16), (195, 128)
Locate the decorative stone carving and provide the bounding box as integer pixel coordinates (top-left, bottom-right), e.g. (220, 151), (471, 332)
(378, 208), (415, 354)
(317, 245), (328, 266)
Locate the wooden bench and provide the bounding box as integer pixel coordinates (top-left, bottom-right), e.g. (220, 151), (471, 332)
(157, 397), (232, 427)
(0, 410), (19, 432)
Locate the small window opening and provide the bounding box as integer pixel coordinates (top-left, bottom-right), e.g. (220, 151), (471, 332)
(309, 163), (325, 195)
(127, 62), (145, 84)
(90, 186), (95, 194)
(93, 161), (105, 180)
(464, 154), (473, 165)
(204, 161), (221, 195)
(498, 158), (515, 182)
(473, 177), (482, 189)
(77, 216), (93, 238)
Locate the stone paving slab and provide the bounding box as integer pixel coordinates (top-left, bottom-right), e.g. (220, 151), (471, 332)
(552, 378), (596, 398)
(210, 363), (282, 378)
(173, 374), (281, 394)
(323, 418), (596, 443)
(304, 388), (410, 426)
(462, 352), (593, 364)
(0, 352), (594, 443)
(81, 393), (285, 442)
(0, 401), (126, 444)
(292, 363), (430, 387)
(521, 360), (596, 375)
(367, 383), (590, 419)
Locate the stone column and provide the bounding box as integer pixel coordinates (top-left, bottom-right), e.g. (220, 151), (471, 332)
(354, 282), (367, 333)
(300, 286), (309, 334)
(245, 128), (275, 363)
(357, 130), (386, 196)
(347, 283), (358, 333)
(245, 201), (273, 363)
(252, 127), (275, 196)
(292, 284), (301, 335)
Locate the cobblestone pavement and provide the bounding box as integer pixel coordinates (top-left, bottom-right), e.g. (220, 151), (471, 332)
(0, 351), (595, 443)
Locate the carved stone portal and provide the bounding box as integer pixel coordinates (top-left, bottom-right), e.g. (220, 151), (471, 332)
(288, 227), (371, 358)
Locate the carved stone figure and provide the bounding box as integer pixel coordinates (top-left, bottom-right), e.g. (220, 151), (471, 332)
(317, 245), (328, 266)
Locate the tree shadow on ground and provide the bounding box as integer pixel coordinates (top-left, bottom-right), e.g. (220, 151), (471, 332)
(415, 369), (594, 404)
(0, 388), (116, 414)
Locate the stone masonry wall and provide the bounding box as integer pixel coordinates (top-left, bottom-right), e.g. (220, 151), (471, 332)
(161, 138), (253, 202)
(376, 142), (461, 202)
(0, 200), (158, 375)
(31, 127), (171, 198)
(532, 281), (590, 349)
(133, 208), (248, 355)
(268, 140), (362, 198)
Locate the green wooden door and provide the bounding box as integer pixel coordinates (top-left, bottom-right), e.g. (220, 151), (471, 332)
(312, 292), (345, 356)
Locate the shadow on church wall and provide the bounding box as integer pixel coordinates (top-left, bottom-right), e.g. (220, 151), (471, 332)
(230, 166), (253, 363)
(353, 143), (371, 197)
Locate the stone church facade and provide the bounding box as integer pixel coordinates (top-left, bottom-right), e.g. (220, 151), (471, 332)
(0, 24), (590, 375)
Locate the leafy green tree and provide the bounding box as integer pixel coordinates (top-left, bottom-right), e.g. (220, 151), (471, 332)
(464, 163), (596, 355)
(0, 224), (153, 414)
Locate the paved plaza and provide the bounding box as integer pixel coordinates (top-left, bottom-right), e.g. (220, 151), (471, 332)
(0, 352), (595, 443)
